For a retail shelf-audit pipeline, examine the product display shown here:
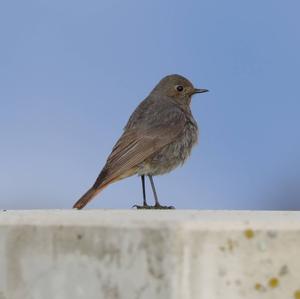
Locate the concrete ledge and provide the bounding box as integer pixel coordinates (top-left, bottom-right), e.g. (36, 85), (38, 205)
(1, 210), (300, 299)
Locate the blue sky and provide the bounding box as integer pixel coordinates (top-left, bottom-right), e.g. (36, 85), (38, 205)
(1, 0), (300, 210)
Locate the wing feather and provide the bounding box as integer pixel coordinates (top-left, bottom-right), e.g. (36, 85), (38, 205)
(94, 111), (186, 187)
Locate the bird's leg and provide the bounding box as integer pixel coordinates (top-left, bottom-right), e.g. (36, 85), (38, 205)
(141, 175), (147, 206)
(148, 175), (175, 210)
(133, 175), (151, 209)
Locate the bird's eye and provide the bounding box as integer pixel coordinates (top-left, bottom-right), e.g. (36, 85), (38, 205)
(176, 85), (184, 92)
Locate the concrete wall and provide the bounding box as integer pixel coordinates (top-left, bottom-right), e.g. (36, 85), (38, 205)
(0, 210), (300, 299)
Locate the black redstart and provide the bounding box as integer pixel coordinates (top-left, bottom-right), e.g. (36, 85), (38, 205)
(73, 74), (208, 209)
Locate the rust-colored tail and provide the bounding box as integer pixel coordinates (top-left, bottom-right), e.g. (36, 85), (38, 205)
(73, 167), (130, 209)
(73, 186), (104, 209)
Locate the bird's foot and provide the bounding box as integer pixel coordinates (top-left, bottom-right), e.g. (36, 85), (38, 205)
(132, 204), (175, 210)
(132, 204), (152, 209)
(154, 204), (175, 210)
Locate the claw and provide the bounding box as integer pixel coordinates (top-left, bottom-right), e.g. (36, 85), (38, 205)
(154, 204), (175, 210)
(132, 204), (152, 209)
(132, 204), (175, 210)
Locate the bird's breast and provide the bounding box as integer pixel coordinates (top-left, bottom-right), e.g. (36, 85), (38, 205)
(139, 119), (199, 176)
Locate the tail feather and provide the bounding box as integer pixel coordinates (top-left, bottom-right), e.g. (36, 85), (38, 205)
(73, 167), (111, 209)
(73, 187), (102, 209)
(73, 168), (135, 209)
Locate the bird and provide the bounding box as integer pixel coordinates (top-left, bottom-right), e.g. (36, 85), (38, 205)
(73, 74), (208, 210)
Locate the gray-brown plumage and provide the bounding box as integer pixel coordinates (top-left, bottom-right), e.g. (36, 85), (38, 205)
(73, 74), (208, 209)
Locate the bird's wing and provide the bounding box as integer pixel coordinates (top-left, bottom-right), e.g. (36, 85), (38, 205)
(93, 110), (186, 188)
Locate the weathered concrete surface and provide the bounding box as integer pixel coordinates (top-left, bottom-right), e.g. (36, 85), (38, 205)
(0, 210), (300, 299)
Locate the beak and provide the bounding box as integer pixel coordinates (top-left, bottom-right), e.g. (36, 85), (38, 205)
(193, 88), (209, 94)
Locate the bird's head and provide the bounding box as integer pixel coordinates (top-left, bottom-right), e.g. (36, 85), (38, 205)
(151, 74), (208, 106)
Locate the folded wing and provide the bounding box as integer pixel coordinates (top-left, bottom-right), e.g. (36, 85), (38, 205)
(93, 111), (186, 188)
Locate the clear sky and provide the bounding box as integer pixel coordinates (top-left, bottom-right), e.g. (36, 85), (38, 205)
(1, 0), (300, 210)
